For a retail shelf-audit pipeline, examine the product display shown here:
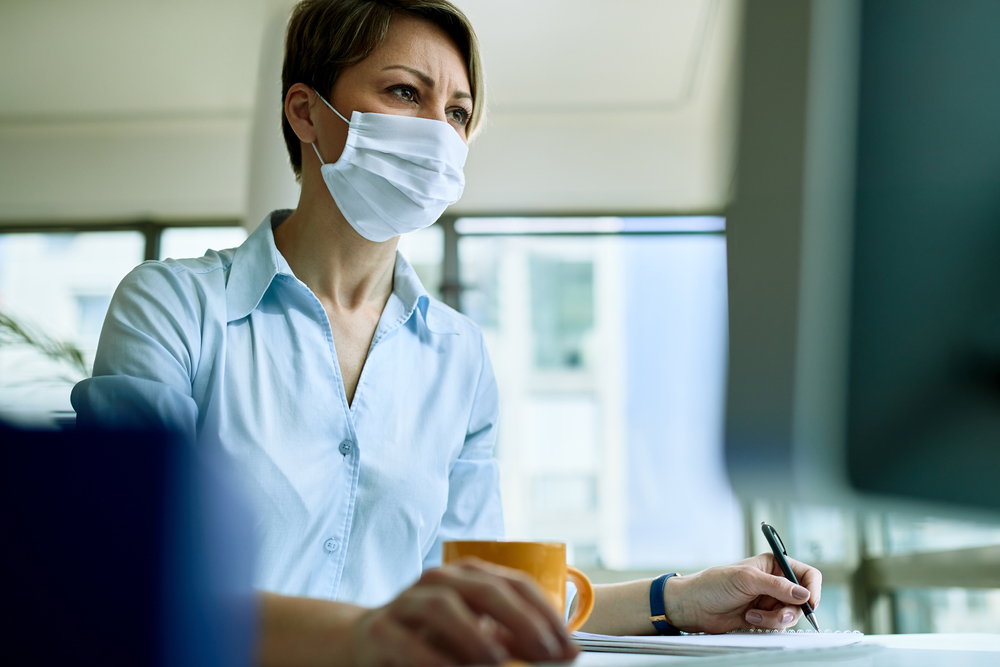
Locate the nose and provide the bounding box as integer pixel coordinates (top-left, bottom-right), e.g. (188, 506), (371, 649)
(416, 91), (452, 124)
(418, 107), (448, 124)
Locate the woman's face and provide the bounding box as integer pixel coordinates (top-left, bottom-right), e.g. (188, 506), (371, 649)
(311, 14), (473, 165)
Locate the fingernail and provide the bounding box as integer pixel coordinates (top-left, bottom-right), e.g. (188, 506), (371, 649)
(793, 586), (810, 600)
(747, 611), (763, 625)
(782, 612), (795, 624)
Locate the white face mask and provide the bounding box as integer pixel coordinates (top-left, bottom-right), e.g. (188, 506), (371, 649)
(311, 92), (469, 242)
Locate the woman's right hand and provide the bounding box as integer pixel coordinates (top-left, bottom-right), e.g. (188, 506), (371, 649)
(346, 558), (578, 666)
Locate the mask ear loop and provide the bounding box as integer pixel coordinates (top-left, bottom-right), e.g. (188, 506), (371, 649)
(311, 89), (351, 166)
(310, 142), (327, 166)
(315, 90), (351, 124)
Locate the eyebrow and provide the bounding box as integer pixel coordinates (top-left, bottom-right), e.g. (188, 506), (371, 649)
(381, 65), (473, 102)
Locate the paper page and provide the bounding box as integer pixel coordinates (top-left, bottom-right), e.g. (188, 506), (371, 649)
(574, 630), (864, 655)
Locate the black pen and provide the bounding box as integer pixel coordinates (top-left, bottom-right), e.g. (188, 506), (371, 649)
(760, 522), (819, 632)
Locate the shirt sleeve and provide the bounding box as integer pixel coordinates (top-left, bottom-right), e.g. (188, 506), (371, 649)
(71, 261), (204, 442)
(422, 332), (505, 569)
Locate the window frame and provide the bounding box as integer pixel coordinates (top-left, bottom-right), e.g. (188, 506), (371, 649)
(0, 217), (244, 262)
(436, 213), (727, 311)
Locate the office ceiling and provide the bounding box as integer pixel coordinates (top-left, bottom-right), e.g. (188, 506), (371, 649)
(0, 0), (265, 119)
(0, 0), (738, 220)
(0, 0), (717, 121)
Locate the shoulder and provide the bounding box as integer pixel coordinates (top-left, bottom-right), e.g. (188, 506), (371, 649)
(120, 249), (234, 290)
(95, 250), (239, 378)
(115, 249), (235, 310)
(105, 249), (238, 345)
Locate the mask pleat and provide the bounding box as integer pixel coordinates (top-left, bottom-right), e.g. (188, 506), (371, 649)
(317, 108), (468, 242)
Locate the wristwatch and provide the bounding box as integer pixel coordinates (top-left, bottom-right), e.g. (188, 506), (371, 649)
(649, 573), (682, 635)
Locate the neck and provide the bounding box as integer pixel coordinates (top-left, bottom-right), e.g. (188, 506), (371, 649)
(274, 178), (398, 311)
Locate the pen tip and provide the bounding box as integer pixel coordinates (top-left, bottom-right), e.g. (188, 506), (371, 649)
(806, 613), (819, 632)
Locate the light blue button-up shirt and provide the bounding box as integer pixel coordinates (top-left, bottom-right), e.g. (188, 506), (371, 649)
(72, 211), (504, 607)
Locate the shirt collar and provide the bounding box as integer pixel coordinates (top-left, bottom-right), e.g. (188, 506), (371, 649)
(374, 249), (459, 338)
(226, 210), (293, 322)
(226, 211), (459, 335)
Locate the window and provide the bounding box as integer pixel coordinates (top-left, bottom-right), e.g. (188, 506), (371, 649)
(159, 226), (247, 261)
(397, 225), (443, 301)
(457, 218), (741, 570)
(0, 231), (145, 420)
(895, 589), (1000, 633)
(529, 256), (594, 370)
(883, 515), (1000, 633)
(0, 222), (246, 423)
(885, 515), (1000, 556)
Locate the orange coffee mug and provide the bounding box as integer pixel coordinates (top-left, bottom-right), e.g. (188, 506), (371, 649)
(442, 540), (594, 633)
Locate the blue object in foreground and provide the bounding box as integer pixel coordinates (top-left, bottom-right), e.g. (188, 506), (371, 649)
(2, 422), (256, 666)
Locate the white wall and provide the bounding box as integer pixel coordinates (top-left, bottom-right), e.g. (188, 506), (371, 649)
(0, 116), (249, 221)
(0, 0), (742, 224)
(455, 0), (743, 215)
(0, 0), (266, 223)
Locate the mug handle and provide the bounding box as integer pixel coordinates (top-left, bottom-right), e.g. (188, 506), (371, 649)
(565, 566), (594, 633)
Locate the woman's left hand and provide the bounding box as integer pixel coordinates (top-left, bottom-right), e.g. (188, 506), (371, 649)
(663, 553), (823, 633)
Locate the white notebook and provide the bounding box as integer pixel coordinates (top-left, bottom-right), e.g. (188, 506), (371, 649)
(573, 629), (864, 656)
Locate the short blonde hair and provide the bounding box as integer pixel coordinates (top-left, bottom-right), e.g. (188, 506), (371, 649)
(282, 0), (486, 178)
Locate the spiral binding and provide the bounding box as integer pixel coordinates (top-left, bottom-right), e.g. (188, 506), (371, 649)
(725, 628), (863, 634)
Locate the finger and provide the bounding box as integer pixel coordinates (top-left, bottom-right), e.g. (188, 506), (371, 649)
(396, 624), (457, 667)
(756, 553), (822, 610)
(425, 563), (567, 662)
(456, 561), (580, 661)
(456, 559), (567, 630)
(744, 606), (802, 630)
(756, 596), (782, 612)
(366, 612), (456, 667)
(786, 557), (823, 610)
(392, 585), (510, 665)
(499, 573), (579, 657)
(739, 567), (813, 608)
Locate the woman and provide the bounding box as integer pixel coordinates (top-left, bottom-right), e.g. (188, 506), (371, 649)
(73, 1), (822, 664)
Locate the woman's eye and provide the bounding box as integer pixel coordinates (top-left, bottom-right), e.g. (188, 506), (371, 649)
(391, 85), (417, 103)
(449, 108), (470, 126)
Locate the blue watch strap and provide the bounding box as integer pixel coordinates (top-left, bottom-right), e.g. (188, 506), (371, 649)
(649, 573), (681, 635)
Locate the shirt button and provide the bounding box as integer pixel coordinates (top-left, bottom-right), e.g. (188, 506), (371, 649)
(339, 440), (353, 455)
(324, 539), (338, 553)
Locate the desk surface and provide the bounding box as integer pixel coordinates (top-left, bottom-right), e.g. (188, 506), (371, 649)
(571, 634), (1000, 667)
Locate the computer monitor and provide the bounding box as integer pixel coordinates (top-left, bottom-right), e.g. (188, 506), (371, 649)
(724, 0), (1000, 512)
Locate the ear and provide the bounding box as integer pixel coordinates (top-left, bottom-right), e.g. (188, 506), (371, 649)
(284, 83), (319, 144)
